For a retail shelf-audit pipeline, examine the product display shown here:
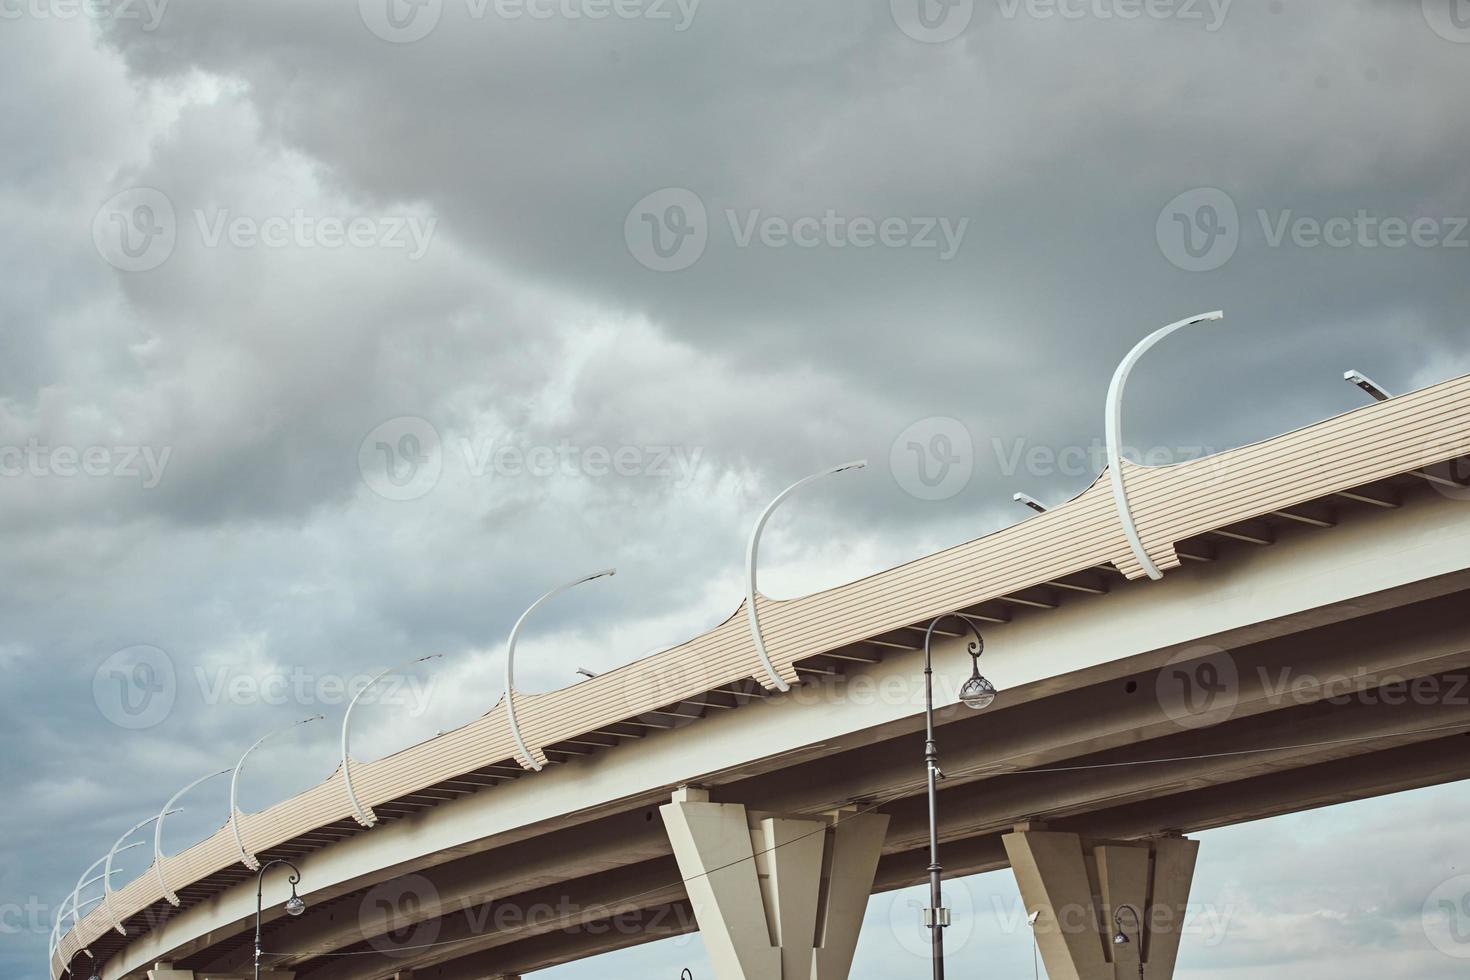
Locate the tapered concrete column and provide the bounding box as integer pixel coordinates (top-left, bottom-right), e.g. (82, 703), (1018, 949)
(1002, 827), (1199, 980)
(660, 788), (889, 980)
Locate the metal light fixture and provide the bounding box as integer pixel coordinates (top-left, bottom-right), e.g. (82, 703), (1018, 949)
(1344, 369), (1393, 402)
(342, 653), (443, 828)
(957, 633), (996, 710)
(920, 613), (996, 980)
(746, 460), (867, 692)
(506, 569), (616, 771)
(1106, 311), (1225, 581)
(255, 859), (305, 980)
(1111, 903), (1145, 979)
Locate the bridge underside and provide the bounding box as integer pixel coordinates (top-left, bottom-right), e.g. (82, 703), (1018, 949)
(149, 572), (1470, 980)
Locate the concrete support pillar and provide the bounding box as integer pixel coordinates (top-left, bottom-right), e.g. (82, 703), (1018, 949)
(660, 787), (889, 980)
(1002, 826), (1199, 980)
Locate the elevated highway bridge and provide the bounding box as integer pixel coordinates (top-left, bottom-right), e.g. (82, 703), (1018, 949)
(53, 366), (1470, 980)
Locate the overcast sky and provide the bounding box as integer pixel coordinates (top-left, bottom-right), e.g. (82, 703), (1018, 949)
(3, 0), (1469, 977)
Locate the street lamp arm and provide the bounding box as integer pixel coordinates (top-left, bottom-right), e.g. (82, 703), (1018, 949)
(342, 654), (444, 828)
(745, 460), (867, 692)
(154, 769), (230, 905)
(1105, 311), (1224, 580)
(505, 569), (616, 772)
(104, 811), (180, 936)
(230, 716), (323, 870)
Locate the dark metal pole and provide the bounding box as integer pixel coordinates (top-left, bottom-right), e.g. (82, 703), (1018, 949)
(924, 628), (945, 980)
(922, 614), (989, 980)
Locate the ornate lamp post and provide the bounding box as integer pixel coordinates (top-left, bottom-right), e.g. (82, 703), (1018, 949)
(921, 614), (997, 979)
(1112, 903), (1146, 979)
(254, 859), (306, 980)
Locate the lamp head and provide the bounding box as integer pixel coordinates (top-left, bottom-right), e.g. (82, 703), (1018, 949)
(1113, 929), (1130, 945)
(285, 894), (306, 917)
(958, 672), (997, 710)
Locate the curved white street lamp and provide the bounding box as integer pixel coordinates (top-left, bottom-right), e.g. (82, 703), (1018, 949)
(104, 812), (180, 935)
(154, 769), (230, 906)
(51, 858), (128, 963)
(505, 570), (616, 772)
(1106, 311), (1224, 580)
(745, 460), (867, 691)
(230, 716), (323, 870)
(341, 653), (444, 828)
